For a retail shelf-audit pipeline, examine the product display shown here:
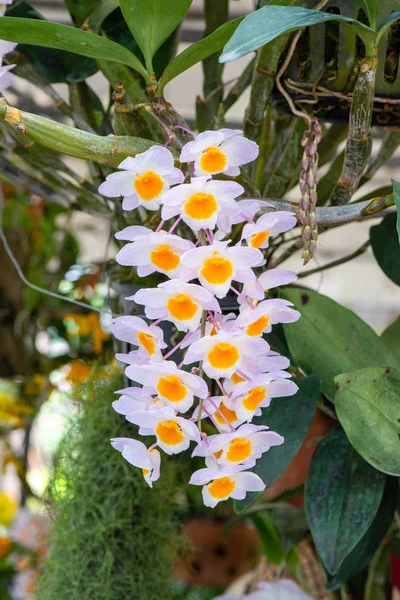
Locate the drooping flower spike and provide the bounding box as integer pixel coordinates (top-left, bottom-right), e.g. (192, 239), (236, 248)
(98, 146), (184, 211)
(100, 129), (301, 508)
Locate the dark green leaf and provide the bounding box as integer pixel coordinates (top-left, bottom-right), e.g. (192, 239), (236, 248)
(64, 0), (98, 26)
(392, 179), (400, 243)
(370, 212), (400, 286)
(251, 513), (285, 565)
(234, 375), (321, 512)
(377, 9), (400, 43)
(220, 6), (376, 63)
(118, 0), (192, 71)
(158, 18), (242, 94)
(8, 1), (97, 83)
(0, 17), (149, 81)
(306, 428), (386, 575)
(281, 288), (397, 400)
(381, 317), (400, 362)
(84, 0), (119, 32)
(327, 476), (398, 589)
(335, 367), (400, 476)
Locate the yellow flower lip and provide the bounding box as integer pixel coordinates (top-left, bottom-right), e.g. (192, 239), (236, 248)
(208, 476), (235, 499)
(242, 386), (266, 411)
(246, 315), (270, 336)
(137, 331), (156, 355)
(250, 229), (270, 248)
(226, 437), (253, 463)
(167, 293), (198, 321)
(200, 255), (233, 284)
(156, 420), (185, 445)
(208, 342), (240, 369)
(184, 192), (218, 220)
(199, 146), (227, 173)
(150, 244), (180, 271)
(134, 170), (164, 200)
(157, 375), (187, 403)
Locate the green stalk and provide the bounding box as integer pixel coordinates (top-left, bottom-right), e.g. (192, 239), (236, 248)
(0, 98), (155, 166)
(254, 104), (272, 191)
(328, 55), (378, 206)
(196, 0), (229, 131)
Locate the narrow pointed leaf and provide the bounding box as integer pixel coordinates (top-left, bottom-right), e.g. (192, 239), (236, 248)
(335, 367), (400, 476)
(370, 212), (400, 286)
(377, 9), (400, 43)
(220, 6), (376, 63)
(158, 18), (242, 94)
(281, 288), (396, 400)
(0, 17), (149, 80)
(234, 375), (321, 512)
(357, 0), (380, 28)
(306, 428), (386, 575)
(392, 179), (400, 243)
(119, 0), (192, 70)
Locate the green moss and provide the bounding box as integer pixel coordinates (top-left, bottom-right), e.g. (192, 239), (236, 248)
(38, 370), (178, 600)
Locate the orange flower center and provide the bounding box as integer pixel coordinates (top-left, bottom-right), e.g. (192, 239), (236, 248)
(226, 437), (253, 462)
(184, 192), (218, 220)
(250, 230), (270, 248)
(167, 294), (198, 321)
(134, 170), (164, 200)
(214, 403), (238, 425)
(242, 386), (266, 411)
(142, 468), (150, 476)
(200, 254), (233, 284)
(150, 244), (180, 271)
(208, 343), (240, 369)
(199, 146), (227, 173)
(246, 315), (270, 336)
(155, 420), (185, 445)
(208, 476), (235, 499)
(137, 331), (156, 355)
(0, 537), (11, 559)
(231, 372), (245, 384)
(157, 375), (187, 402)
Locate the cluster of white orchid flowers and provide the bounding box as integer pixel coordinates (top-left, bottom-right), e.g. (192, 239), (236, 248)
(0, 1), (16, 90)
(99, 128), (301, 507)
(214, 579), (314, 600)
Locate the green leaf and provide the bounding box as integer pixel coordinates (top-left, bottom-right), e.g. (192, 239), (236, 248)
(84, 0), (119, 32)
(0, 17), (150, 81)
(305, 428), (386, 575)
(327, 475), (398, 589)
(357, 0), (380, 28)
(392, 179), (400, 243)
(234, 375), (321, 512)
(281, 288), (396, 400)
(376, 9), (400, 44)
(64, 0), (99, 26)
(118, 0), (192, 72)
(8, 1), (98, 83)
(335, 367), (400, 476)
(251, 513), (285, 565)
(370, 212), (400, 286)
(158, 18), (242, 94)
(381, 317), (400, 362)
(220, 6), (376, 63)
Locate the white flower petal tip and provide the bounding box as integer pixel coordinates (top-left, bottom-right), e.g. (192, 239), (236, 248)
(180, 129), (259, 177)
(98, 145), (183, 211)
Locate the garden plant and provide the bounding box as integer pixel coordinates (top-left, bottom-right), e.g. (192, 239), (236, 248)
(0, 0), (399, 599)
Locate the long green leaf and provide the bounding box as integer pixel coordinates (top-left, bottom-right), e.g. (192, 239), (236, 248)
(281, 288), (397, 400)
(305, 428), (386, 575)
(119, 0), (192, 72)
(327, 476), (398, 589)
(234, 375), (321, 512)
(381, 317), (400, 363)
(335, 367), (400, 476)
(220, 6), (376, 63)
(251, 514), (285, 565)
(376, 9), (400, 44)
(158, 18), (242, 94)
(0, 17), (150, 81)
(392, 179), (400, 243)
(357, 0), (380, 28)
(370, 212), (400, 286)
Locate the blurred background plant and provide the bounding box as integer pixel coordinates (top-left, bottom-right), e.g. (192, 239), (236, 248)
(0, 1), (399, 599)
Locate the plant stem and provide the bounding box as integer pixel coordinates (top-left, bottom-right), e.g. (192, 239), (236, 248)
(223, 58), (255, 113)
(298, 241), (370, 278)
(329, 56), (378, 205)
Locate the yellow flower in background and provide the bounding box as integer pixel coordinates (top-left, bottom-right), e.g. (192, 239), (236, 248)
(64, 313), (110, 354)
(65, 360), (92, 384)
(0, 536), (11, 558)
(0, 492), (17, 526)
